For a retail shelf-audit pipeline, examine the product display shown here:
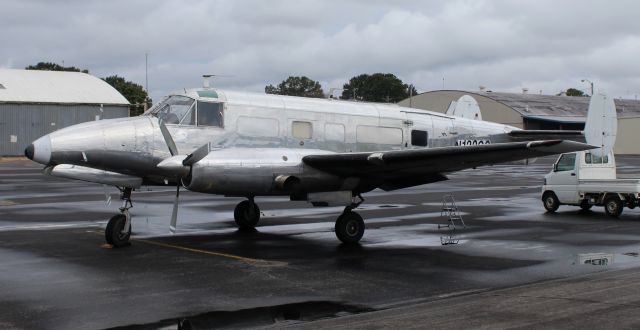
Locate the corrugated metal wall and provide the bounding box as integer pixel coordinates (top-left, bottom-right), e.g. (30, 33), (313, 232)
(0, 103), (129, 156)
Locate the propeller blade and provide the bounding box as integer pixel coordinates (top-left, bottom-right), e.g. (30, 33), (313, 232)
(159, 119), (179, 156)
(183, 142), (211, 166)
(169, 181), (180, 234)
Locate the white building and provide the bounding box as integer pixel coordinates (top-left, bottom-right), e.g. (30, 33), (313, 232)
(0, 69), (129, 156)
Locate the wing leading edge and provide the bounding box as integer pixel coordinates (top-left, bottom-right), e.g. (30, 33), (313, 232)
(302, 140), (593, 190)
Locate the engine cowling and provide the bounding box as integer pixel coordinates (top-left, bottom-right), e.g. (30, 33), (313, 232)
(184, 148), (349, 196)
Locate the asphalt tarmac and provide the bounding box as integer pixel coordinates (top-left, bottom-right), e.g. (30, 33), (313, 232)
(1, 156), (640, 329)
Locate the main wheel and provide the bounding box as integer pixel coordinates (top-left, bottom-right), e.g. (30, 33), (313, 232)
(335, 211), (365, 244)
(542, 192), (560, 213)
(234, 200), (260, 229)
(604, 195), (623, 217)
(105, 214), (131, 247)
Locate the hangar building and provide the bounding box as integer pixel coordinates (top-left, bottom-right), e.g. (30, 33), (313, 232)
(399, 90), (640, 154)
(0, 69), (129, 156)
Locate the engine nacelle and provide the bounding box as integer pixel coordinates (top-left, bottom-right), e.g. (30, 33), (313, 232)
(184, 148), (351, 196)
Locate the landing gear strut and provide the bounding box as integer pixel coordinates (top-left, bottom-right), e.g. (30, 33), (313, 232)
(105, 187), (133, 247)
(234, 197), (260, 230)
(335, 194), (365, 244)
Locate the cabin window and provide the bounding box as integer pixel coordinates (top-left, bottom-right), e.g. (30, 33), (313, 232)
(356, 126), (403, 145)
(149, 95), (195, 124)
(585, 153), (609, 164)
(555, 153), (576, 171)
(237, 116), (279, 137)
(197, 101), (223, 127)
(411, 130), (428, 147)
(292, 121), (312, 139)
(325, 123), (345, 142)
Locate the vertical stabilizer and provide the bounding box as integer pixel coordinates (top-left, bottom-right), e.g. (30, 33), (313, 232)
(584, 93), (617, 157)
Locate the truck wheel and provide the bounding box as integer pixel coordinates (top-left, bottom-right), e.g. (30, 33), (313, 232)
(604, 196), (623, 218)
(542, 192), (560, 213)
(579, 200), (593, 211)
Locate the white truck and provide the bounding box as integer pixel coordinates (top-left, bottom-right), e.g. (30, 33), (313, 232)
(541, 150), (640, 217)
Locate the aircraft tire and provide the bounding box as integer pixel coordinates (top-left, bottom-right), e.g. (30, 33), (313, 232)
(542, 192), (560, 213)
(335, 211), (364, 244)
(234, 200), (260, 229)
(105, 214), (131, 247)
(604, 195), (623, 218)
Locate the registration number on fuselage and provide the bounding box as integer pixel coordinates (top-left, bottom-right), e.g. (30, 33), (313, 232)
(456, 139), (491, 146)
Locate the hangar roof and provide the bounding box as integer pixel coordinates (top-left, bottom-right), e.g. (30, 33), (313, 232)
(448, 91), (640, 119)
(0, 69), (129, 105)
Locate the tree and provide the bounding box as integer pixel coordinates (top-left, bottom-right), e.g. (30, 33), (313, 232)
(265, 76), (324, 98)
(26, 62), (89, 73)
(564, 88), (586, 97)
(102, 75), (151, 116)
(341, 73), (417, 103)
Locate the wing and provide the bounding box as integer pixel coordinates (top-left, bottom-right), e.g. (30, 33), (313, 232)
(302, 140), (593, 191)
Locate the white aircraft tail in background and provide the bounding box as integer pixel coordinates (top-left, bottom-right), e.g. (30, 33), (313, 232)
(584, 92), (617, 157)
(445, 95), (482, 120)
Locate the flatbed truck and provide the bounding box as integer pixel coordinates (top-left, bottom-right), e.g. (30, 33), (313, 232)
(541, 151), (640, 217)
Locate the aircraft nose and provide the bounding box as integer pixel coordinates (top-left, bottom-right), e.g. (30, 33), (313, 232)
(26, 135), (52, 165)
(24, 143), (34, 160)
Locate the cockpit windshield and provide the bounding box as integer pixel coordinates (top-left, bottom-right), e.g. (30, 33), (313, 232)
(147, 95), (195, 124)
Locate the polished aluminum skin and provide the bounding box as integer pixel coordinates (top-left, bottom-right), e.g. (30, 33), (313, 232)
(25, 88), (549, 196)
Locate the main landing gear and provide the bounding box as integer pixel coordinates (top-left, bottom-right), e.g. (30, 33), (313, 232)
(334, 194), (365, 244)
(234, 197), (260, 230)
(105, 187), (133, 247)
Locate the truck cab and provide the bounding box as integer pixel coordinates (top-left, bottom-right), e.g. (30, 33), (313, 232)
(542, 150), (639, 217)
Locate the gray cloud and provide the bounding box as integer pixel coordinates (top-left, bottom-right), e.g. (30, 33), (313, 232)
(2, 0), (639, 102)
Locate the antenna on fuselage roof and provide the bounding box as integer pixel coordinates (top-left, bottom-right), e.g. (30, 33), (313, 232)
(202, 74), (234, 89)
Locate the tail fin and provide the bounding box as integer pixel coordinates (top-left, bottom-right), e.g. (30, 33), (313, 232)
(584, 92), (617, 157)
(508, 92), (617, 152)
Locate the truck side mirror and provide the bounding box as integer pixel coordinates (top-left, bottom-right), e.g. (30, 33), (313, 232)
(553, 164), (558, 172)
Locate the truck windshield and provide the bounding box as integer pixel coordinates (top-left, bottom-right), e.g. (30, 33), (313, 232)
(148, 96), (195, 125)
(556, 153), (576, 171)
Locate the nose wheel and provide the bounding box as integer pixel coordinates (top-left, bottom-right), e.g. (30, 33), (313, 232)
(105, 187), (133, 247)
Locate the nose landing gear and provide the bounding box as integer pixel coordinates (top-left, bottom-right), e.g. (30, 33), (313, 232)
(105, 187), (133, 247)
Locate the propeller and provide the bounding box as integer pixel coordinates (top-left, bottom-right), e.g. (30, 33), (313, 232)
(158, 119), (182, 234)
(157, 119), (212, 234)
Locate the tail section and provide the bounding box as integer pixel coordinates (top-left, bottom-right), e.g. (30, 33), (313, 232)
(508, 92), (617, 153)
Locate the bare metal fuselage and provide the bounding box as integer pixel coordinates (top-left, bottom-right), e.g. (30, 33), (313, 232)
(28, 89), (518, 196)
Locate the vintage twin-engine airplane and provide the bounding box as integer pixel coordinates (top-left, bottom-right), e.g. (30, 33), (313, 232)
(25, 86), (595, 247)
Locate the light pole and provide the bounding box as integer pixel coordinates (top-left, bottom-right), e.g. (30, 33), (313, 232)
(581, 79), (594, 96)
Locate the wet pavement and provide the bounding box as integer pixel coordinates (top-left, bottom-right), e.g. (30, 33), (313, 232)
(1, 156), (640, 329)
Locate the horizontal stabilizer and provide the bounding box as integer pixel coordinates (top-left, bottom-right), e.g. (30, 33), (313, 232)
(508, 130), (584, 142)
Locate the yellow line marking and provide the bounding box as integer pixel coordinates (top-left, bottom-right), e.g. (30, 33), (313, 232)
(136, 238), (262, 264)
(86, 230), (287, 267)
(0, 199), (18, 206)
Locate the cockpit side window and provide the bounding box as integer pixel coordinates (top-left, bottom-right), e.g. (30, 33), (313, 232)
(148, 96), (195, 125)
(197, 101), (224, 127)
(180, 104), (196, 125)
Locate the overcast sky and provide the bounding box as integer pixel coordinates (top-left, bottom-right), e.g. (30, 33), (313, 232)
(2, 0), (640, 102)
